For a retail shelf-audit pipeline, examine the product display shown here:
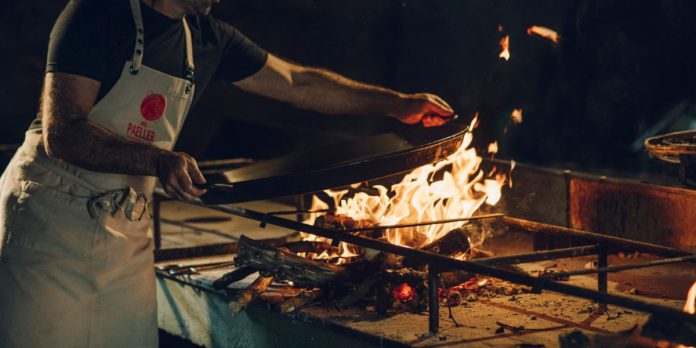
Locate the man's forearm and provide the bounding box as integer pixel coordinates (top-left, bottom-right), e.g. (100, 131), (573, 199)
(40, 74), (164, 176)
(289, 66), (409, 116)
(237, 55), (453, 126)
(44, 117), (164, 176)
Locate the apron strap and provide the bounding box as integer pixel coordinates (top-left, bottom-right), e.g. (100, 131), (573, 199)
(127, 0), (195, 82)
(182, 17), (195, 83)
(128, 0), (145, 75)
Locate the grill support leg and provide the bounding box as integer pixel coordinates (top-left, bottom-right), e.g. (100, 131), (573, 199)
(428, 265), (439, 336)
(598, 244), (608, 312)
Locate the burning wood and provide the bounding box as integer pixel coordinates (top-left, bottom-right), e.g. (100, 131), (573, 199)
(527, 25), (560, 44)
(421, 226), (472, 255)
(235, 235), (348, 288)
(392, 283), (415, 303)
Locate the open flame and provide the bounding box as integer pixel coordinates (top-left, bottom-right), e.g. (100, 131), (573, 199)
(499, 35), (510, 61)
(527, 25), (560, 44)
(511, 109), (523, 124)
(303, 116), (510, 256)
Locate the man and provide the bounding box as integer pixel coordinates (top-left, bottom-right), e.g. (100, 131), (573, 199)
(0, 0), (453, 346)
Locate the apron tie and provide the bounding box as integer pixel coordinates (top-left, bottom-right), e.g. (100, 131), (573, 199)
(87, 187), (148, 221)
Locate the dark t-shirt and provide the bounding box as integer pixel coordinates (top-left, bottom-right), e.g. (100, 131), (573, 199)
(31, 0), (268, 128)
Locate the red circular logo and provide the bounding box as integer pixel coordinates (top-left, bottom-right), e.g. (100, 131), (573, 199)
(140, 93), (166, 122)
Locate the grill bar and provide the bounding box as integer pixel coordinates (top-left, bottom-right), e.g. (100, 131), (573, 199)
(342, 213), (504, 233)
(189, 201), (696, 334)
(545, 254), (696, 279)
(504, 217), (695, 259)
(472, 245), (599, 265)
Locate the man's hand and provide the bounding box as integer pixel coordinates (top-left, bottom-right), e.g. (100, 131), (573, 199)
(156, 152), (207, 202)
(394, 93), (455, 127)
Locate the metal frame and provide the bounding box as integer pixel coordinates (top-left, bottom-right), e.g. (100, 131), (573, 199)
(176, 201), (696, 336)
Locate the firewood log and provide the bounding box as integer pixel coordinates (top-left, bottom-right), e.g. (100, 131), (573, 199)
(212, 266), (256, 290)
(228, 276), (273, 314)
(335, 272), (384, 311)
(280, 241), (334, 254)
(279, 290), (322, 314)
(235, 235), (347, 288)
(421, 227), (472, 256)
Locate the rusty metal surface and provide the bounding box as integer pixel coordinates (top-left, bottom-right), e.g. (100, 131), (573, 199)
(569, 177), (696, 251)
(489, 160), (568, 227)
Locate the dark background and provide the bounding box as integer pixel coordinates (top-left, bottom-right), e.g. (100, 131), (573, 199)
(3, 0), (696, 184)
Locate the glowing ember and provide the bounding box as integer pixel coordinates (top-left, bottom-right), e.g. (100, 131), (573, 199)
(527, 25), (560, 44)
(392, 283), (415, 303)
(511, 109), (523, 124)
(304, 116), (511, 253)
(685, 281), (696, 314)
(498, 24), (504, 32)
(499, 35), (510, 61)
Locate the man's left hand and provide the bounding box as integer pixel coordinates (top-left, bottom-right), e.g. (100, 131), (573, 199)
(395, 93), (455, 127)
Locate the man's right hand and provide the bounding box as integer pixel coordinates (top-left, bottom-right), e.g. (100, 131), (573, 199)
(156, 152), (207, 202)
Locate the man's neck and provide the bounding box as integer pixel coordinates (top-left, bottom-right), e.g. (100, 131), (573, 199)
(141, 0), (186, 20)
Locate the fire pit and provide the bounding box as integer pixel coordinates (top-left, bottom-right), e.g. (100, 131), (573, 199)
(153, 117), (696, 347)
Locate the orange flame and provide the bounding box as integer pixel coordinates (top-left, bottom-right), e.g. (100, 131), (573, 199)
(499, 35), (510, 61)
(488, 142), (499, 155)
(304, 116), (510, 252)
(392, 283), (415, 302)
(685, 281), (696, 314)
(527, 26), (560, 44)
(511, 109), (523, 124)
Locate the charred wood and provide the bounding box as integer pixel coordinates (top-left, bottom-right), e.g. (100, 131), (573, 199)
(279, 289), (322, 314)
(421, 227), (472, 256)
(280, 241), (334, 254)
(212, 266), (257, 290)
(235, 235), (347, 288)
(227, 276), (273, 314)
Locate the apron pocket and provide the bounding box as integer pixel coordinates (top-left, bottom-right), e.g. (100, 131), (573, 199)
(7, 180), (98, 260)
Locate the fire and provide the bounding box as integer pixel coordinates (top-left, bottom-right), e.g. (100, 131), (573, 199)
(499, 35), (510, 61)
(511, 109), (523, 124)
(304, 116), (510, 253)
(685, 281), (696, 314)
(527, 25), (560, 44)
(488, 142), (499, 155)
(392, 283), (415, 303)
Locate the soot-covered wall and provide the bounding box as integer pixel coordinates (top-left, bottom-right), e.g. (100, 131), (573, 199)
(3, 0), (696, 180)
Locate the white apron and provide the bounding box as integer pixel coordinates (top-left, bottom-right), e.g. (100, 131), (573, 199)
(0, 0), (195, 346)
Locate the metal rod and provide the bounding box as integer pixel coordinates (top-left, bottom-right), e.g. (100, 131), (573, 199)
(472, 245), (599, 266)
(166, 261), (236, 276)
(194, 202), (696, 325)
(160, 218), (239, 241)
(342, 213), (504, 233)
(265, 209), (333, 216)
(598, 244), (608, 312)
(428, 266), (439, 335)
(504, 217), (696, 260)
(545, 254), (696, 279)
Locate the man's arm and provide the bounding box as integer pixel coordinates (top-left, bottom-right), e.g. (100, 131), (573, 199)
(234, 55), (454, 127)
(40, 72), (206, 201)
